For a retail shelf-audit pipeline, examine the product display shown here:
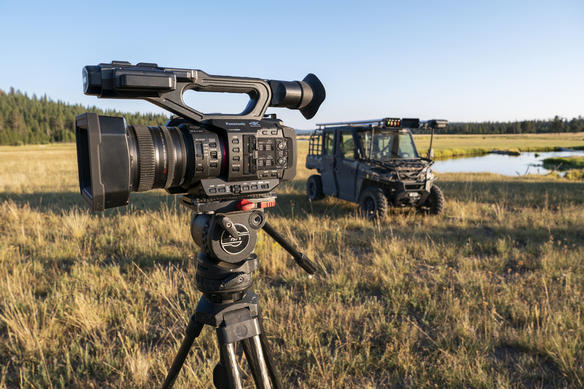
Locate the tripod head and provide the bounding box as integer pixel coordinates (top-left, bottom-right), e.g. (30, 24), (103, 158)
(184, 196), (317, 301)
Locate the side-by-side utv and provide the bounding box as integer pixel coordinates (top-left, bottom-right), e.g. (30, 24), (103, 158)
(305, 117), (447, 219)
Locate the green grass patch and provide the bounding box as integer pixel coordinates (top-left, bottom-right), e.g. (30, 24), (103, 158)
(543, 156), (584, 170)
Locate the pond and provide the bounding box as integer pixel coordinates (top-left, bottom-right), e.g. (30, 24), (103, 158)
(433, 150), (584, 176)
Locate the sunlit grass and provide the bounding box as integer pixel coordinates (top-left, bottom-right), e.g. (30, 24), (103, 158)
(0, 142), (583, 388)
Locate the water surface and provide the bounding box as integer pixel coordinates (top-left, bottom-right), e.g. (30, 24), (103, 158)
(433, 150), (584, 176)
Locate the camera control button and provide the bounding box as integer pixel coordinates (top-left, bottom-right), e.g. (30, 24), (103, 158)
(232, 138), (239, 144)
(233, 156), (240, 161)
(232, 147), (240, 153)
(251, 184), (258, 190)
(261, 184), (269, 189)
(218, 187), (226, 193)
(209, 188), (217, 193)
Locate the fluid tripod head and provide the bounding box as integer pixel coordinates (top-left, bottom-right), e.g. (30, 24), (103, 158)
(184, 196), (317, 289)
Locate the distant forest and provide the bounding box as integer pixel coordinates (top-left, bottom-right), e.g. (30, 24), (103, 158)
(446, 116), (584, 134)
(0, 88), (583, 145)
(0, 88), (169, 145)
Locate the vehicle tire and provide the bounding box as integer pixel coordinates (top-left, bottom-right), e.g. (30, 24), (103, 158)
(358, 186), (389, 220)
(306, 175), (325, 201)
(418, 185), (444, 215)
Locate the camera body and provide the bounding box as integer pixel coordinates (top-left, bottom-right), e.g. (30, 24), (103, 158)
(75, 61), (324, 211)
(76, 113), (297, 210)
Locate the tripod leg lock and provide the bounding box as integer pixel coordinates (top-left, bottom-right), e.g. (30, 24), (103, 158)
(217, 309), (261, 344)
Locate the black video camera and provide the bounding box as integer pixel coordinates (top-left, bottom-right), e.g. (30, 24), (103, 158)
(75, 61), (325, 211)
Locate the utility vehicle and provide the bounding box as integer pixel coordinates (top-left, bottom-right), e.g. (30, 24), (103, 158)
(305, 117), (447, 219)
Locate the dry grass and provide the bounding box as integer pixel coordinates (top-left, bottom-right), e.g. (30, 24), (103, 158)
(0, 141), (583, 388)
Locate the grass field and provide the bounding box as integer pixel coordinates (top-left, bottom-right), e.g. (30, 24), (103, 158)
(0, 139), (583, 388)
(414, 132), (584, 159)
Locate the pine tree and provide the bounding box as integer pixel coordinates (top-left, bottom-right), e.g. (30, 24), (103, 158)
(9, 110), (26, 139)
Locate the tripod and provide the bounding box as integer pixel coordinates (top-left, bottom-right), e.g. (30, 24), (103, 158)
(162, 196), (317, 389)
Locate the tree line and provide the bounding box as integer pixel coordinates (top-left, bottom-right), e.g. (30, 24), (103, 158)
(0, 88), (169, 145)
(0, 88), (583, 145)
(446, 116), (584, 134)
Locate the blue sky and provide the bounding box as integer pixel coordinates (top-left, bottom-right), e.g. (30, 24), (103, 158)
(0, 1), (582, 129)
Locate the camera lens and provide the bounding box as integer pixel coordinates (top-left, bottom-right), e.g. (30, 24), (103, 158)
(127, 124), (223, 193)
(128, 125), (184, 192)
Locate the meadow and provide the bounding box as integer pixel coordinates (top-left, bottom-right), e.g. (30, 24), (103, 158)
(414, 132), (584, 159)
(0, 135), (583, 388)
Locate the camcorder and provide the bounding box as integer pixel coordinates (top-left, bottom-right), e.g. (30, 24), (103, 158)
(75, 61), (325, 211)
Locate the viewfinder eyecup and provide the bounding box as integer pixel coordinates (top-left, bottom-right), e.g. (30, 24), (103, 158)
(299, 73), (326, 120)
(269, 74), (326, 120)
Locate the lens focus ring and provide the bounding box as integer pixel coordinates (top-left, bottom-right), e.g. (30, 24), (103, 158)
(160, 126), (176, 188)
(132, 125), (156, 192)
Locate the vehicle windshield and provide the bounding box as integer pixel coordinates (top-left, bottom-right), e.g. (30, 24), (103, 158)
(357, 129), (419, 159)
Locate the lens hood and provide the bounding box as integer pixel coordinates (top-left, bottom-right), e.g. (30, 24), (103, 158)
(75, 113), (131, 211)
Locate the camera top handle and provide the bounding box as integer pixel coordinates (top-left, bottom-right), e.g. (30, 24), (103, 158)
(83, 61), (325, 122)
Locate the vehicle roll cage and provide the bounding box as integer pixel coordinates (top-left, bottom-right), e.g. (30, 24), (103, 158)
(316, 117), (447, 130)
(314, 117), (447, 159)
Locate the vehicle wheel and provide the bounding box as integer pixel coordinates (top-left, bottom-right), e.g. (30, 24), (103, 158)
(418, 185), (444, 215)
(306, 175), (324, 201)
(358, 187), (388, 220)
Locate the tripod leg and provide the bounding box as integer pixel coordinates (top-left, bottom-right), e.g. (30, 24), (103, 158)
(162, 316), (204, 389)
(242, 338), (263, 388)
(259, 333), (284, 389)
(248, 335), (272, 389)
(218, 343), (243, 389)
